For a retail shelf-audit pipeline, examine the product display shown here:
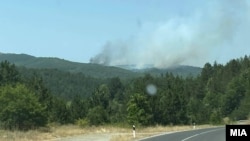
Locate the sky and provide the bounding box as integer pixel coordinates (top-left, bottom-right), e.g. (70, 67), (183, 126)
(0, 0), (250, 68)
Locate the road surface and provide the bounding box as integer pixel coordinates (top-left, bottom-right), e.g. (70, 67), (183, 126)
(140, 127), (225, 141)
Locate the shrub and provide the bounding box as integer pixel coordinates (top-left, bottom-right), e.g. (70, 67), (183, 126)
(75, 118), (90, 127)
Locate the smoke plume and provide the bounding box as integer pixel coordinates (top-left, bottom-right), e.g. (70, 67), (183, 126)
(90, 0), (249, 68)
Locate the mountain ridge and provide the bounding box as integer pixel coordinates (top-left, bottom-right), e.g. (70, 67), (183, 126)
(0, 53), (201, 78)
(0, 53), (140, 79)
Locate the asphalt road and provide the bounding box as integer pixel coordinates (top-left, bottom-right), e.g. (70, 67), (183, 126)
(140, 127), (225, 141)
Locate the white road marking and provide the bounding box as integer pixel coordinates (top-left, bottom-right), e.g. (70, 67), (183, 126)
(181, 128), (223, 141)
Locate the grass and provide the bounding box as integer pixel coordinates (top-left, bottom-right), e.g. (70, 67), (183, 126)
(0, 129), (54, 141)
(0, 124), (131, 141)
(0, 125), (81, 141)
(0, 123), (240, 141)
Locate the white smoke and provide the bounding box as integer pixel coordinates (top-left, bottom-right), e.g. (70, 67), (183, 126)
(90, 0), (250, 68)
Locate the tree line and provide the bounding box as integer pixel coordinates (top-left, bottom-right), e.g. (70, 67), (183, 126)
(0, 55), (250, 130)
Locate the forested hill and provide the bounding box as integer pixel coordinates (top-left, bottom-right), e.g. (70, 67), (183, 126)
(0, 53), (139, 79)
(0, 55), (250, 130)
(0, 53), (200, 99)
(0, 53), (201, 78)
(132, 65), (201, 77)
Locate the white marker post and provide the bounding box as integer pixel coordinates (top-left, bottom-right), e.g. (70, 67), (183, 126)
(193, 122), (196, 129)
(133, 125), (136, 138)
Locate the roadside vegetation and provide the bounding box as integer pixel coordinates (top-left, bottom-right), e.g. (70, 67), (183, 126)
(0, 55), (250, 140)
(0, 124), (215, 141)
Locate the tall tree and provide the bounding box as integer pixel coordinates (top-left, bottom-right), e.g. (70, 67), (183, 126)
(0, 61), (20, 86)
(127, 93), (152, 125)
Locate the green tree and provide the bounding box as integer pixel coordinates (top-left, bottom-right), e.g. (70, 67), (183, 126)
(108, 99), (126, 123)
(49, 97), (72, 124)
(108, 77), (124, 101)
(87, 84), (111, 125)
(221, 77), (246, 117)
(201, 63), (213, 83)
(228, 71), (250, 120)
(127, 93), (152, 125)
(0, 84), (47, 130)
(87, 106), (108, 125)
(70, 95), (89, 120)
(28, 74), (54, 118)
(89, 84), (111, 109)
(0, 61), (20, 86)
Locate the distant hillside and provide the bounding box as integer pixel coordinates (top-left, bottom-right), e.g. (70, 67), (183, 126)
(116, 64), (202, 77)
(0, 53), (201, 78)
(136, 65), (202, 77)
(0, 53), (139, 79)
(18, 67), (105, 99)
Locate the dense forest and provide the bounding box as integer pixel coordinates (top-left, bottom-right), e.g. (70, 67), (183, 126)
(0, 53), (140, 79)
(18, 67), (106, 99)
(0, 53), (201, 79)
(0, 53), (202, 99)
(0, 55), (250, 130)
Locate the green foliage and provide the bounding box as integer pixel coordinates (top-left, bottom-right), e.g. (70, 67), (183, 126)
(89, 84), (111, 109)
(87, 106), (108, 125)
(0, 84), (47, 130)
(1, 55), (250, 128)
(0, 53), (202, 81)
(0, 60), (20, 85)
(209, 110), (222, 125)
(127, 93), (152, 126)
(49, 98), (72, 124)
(141, 65), (201, 77)
(0, 53), (139, 79)
(226, 70), (250, 120)
(108, 99), (126, 123)
(70, 95), (88, 120)
(108, 77), (125, 100)
(18, 68), (104, 99)
(75, 118), (90, 127)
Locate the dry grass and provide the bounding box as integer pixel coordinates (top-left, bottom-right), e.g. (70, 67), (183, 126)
(0, 125), (84, 141)
(236, 119), (250, 125)
(0, 124), (131, 141)
(0, 124), (220, 141)
(0, 129), (54, 141)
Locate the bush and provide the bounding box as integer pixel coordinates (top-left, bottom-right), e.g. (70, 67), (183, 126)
(209, 110), (222, 125)
(76, 118), (90, 127)
(87, 106), (108, 125)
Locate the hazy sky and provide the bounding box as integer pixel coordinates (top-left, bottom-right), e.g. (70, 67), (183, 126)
(1, 0), (250, 68)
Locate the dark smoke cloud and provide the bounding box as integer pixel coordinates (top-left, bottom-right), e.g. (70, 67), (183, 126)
(90, 0), (250, 68)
